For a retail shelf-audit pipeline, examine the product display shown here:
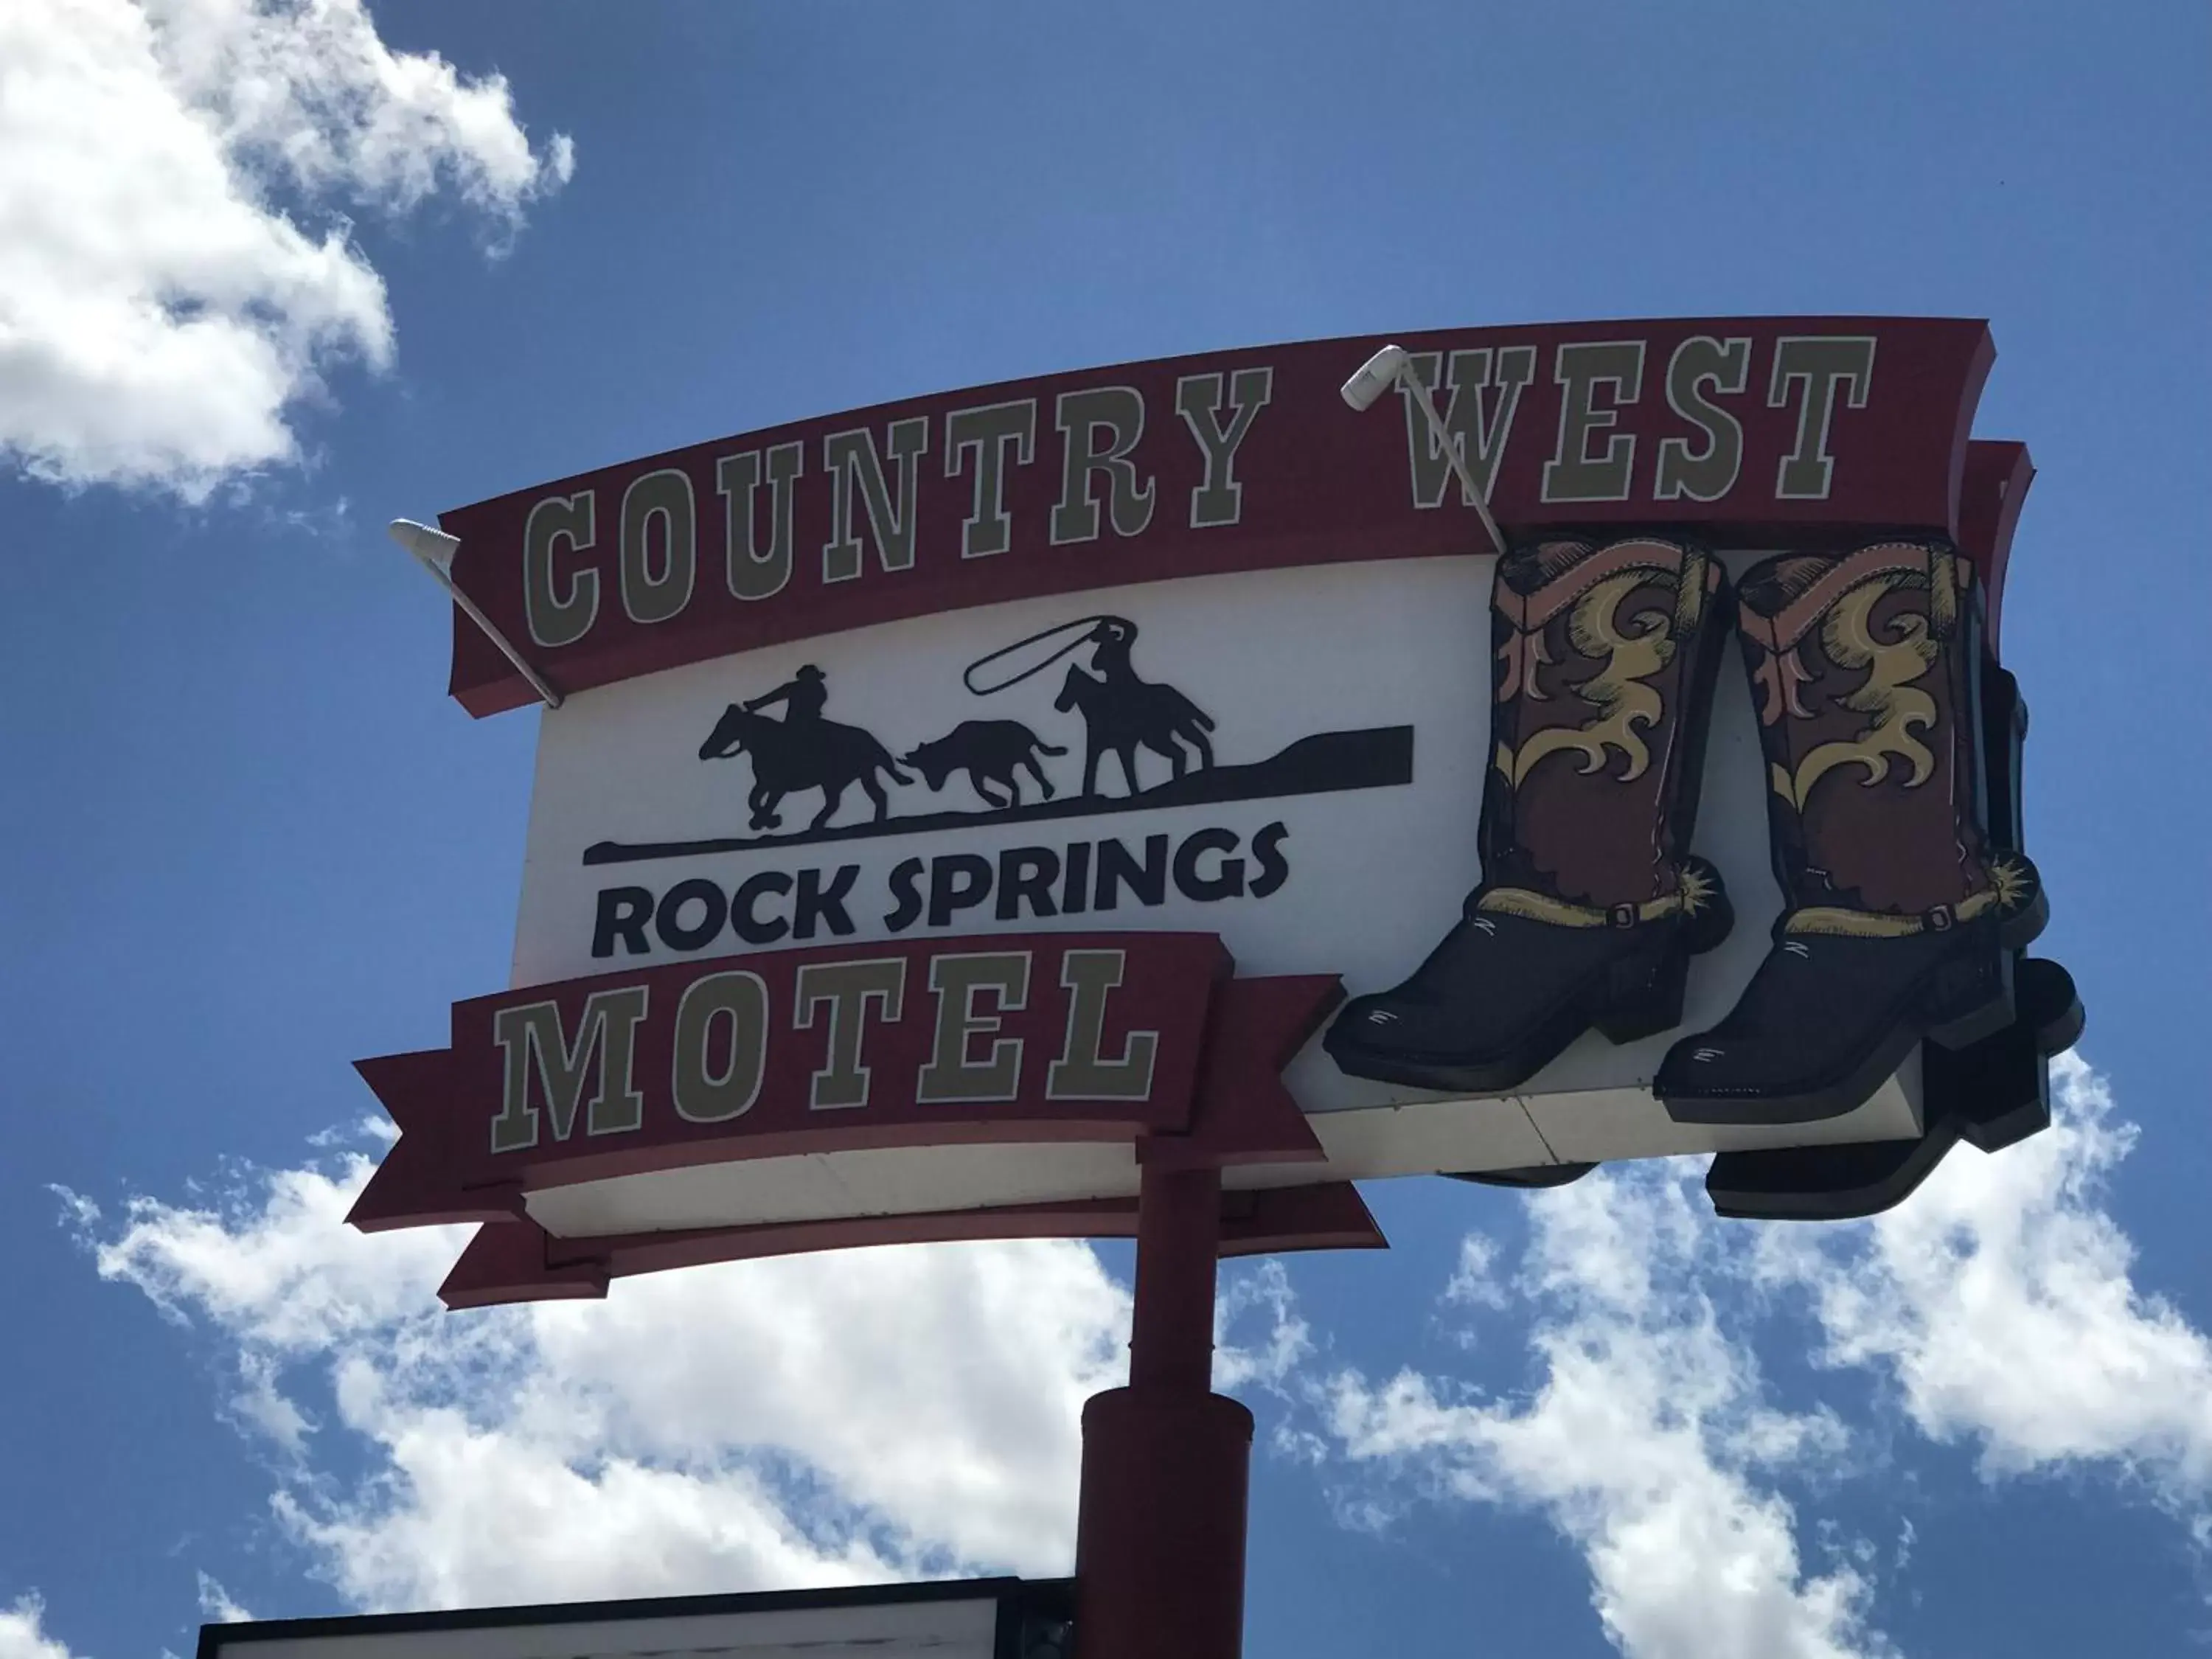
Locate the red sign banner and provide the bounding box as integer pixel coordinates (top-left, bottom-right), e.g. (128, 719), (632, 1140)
(437, 317), (1997, 714)
(434, 1183), (1387, 1311)
(349, 932), (1342, 1237)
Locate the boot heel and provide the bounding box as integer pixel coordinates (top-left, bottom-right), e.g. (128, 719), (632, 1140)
(1925, 947), (2014, 1050)
(1593, 951), (1688, 1045)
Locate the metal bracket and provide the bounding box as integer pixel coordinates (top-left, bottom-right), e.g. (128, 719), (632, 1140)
(388, 519), (563, 710)
(1340, 342), (1510, 559)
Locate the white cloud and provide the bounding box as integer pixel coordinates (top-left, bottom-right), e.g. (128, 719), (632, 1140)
(1323, 1167), (1888, 1659)
(1443, 1231), (1511, 1312)
(0, 1601), (80, 1659)
(1756, 1054), (2212, 1509)
(1314, 1054), (2212, 1659)
(0, 0), (571, 499)
(197, 1572), (254, 1624)
(74, 1149), (1136, 1610)
(1214, 1258), (1313, 1391)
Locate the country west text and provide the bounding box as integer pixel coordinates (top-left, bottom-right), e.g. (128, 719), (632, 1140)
(516, 335), (1879, 651)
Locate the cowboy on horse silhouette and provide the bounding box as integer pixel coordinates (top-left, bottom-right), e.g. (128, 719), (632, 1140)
(962, 614), (1214, 799)
(699, 664), (911, 832)
(742, 663), (829, 723)
(1053, 619), (1214, 796)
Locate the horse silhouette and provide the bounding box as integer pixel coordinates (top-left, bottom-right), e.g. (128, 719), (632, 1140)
(903, 720), (1067, 810)
(698, 705), (912, 832)
(1054, 667), (1215, 797)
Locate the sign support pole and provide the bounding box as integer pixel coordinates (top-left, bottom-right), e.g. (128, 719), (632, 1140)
(1073, 1162), (1251, 1658)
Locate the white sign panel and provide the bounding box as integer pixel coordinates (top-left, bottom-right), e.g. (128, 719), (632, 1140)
(509, 553), (1922, 1206)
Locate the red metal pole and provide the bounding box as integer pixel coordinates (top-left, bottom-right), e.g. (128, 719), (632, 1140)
(1074, 1163), (1252, 1659)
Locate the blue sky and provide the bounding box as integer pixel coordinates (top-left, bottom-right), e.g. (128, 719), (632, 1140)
(2, 2), (2209, 1656)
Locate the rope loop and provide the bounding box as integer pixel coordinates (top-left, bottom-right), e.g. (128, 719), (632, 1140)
(961, 614), (1130, 695)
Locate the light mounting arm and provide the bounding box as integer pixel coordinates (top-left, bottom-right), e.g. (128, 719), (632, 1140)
(389, 519), (563, 710)
(1340, 344), (1509, 559)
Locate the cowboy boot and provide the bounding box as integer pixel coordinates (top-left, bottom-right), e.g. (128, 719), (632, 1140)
(1326, 537), (1733, 1095)
(1701, 957), (2083, 1220)
(1658, 540), (2045, 1127)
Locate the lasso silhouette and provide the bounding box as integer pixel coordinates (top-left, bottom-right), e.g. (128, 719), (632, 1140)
(961, 614), (1130, 695)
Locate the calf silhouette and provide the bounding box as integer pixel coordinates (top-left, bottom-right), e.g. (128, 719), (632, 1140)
(1054, 667), (1214, 797)
(903, 720), (1067, 810)
(699, 705), (911, 832)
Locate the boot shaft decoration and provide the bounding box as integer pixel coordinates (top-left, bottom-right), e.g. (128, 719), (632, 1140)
(1736, 540), (2026, 927)
(1484, 538), (1728, 914)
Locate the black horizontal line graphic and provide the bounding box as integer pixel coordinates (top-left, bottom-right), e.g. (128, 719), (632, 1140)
(582, 726), (1413, 866)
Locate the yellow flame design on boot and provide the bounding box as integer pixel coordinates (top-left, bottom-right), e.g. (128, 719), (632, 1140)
(1770, 573), (1941, 810)
(1497, 564), (1694, 787)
